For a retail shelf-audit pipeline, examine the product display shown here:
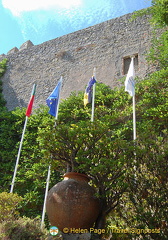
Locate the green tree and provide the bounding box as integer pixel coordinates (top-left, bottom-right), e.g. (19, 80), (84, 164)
(132, 0), (168, 70)
(37, 83), (135, 230)
(147, 30), (168, 69)
(0, 59), (20, 192)
(150, 0), (168, 27)
(132, 0), (168, 27)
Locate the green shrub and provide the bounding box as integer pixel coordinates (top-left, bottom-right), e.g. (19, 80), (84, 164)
(0, 192), (23, 223)
(0, 217), (48, 240)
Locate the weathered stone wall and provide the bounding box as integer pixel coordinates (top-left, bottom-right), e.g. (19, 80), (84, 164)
(0, 12), (159, 111)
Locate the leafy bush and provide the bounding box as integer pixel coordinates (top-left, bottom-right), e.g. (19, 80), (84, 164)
(0, 217), (48, 240)
(0, 192), (23, 223)
(147, 30), (168, 69)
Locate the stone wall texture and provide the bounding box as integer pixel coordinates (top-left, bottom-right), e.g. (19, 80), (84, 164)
(0, 11), (160, 111)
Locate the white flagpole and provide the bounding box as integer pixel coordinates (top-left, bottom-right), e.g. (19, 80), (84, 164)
(125, 57), (136, 140)
(133, 92), (137, 184)
(91, 68), (96, 122)
(10, 116), (28, 193)
(133, 95), (136, 141)
(10, 84), (36, 193)
(41, 77), (62, 229)
(41, 164), (51, 229)
(130, 57), (136, 141)
(130, 58), (137, 180)
(55, 76), (62, 122)
(125, 57), (137, 178)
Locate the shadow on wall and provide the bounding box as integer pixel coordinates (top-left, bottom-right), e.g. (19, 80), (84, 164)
(1, 65), (28, 111)
(1, 40), (35, 111)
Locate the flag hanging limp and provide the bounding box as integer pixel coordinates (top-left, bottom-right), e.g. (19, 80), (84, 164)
(26, 84), (36, 117)
(84, 76), (96, 106)
(125, 57), (135, 97)
(46, 78), (62, 117)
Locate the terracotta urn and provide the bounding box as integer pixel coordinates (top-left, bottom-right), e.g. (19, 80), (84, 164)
(46, 172), (100, 231)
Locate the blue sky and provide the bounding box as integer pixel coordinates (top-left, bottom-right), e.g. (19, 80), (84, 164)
(0, 0), (151, 55)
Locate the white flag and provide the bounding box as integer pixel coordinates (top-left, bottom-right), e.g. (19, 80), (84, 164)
(125, 57), (135, 97)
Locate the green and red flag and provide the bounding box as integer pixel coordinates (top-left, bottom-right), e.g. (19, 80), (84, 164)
(26, 84), (36, 117)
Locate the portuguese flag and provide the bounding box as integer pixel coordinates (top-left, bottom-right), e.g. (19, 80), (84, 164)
(26, 84), (36, 117)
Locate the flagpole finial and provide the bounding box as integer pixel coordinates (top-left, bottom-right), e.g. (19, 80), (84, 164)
(33, 83), (36, 91)
(93, 67), (96, 79)
(130, 55), (135, 59)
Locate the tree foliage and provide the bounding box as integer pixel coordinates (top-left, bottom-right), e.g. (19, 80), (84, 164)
(147, 30), (168, 69)
(132, 0), (168, 27)
(132, 0), (168, 70)
(0, 192), (23, 223)
(149, 0), (168, 70)
(151, 0), (168, 27)
(0, 58), (7, 108)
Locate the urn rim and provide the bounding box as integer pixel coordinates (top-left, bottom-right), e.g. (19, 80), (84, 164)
(63, 172), (90, 182)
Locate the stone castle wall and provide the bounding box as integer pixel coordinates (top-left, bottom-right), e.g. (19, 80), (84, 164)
(0, 11), (158, 111)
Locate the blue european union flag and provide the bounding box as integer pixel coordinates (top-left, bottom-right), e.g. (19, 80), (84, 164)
(46, 78), (62, 117)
